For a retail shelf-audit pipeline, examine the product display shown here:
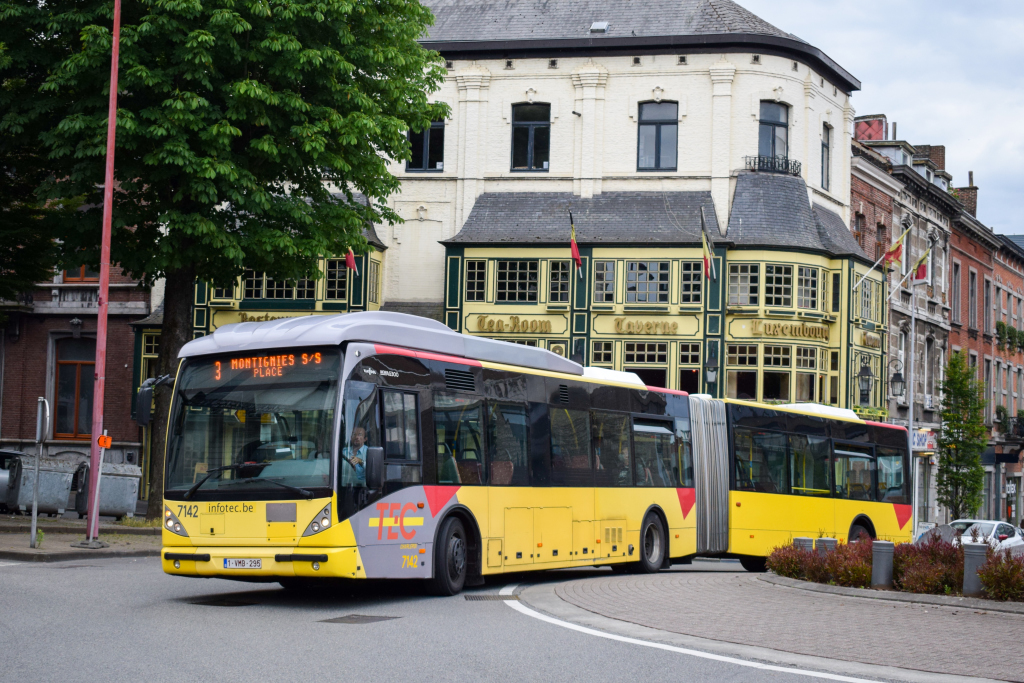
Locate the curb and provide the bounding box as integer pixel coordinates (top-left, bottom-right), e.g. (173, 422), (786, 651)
(0, 548), (160, 563)
(0, 523), (160, 536)
(515, 579), (999, 683)
(760, 573), (1024, 615)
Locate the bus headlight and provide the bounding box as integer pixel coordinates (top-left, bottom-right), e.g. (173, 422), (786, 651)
(302, 503), (332, 537)
(164, 507), (189, 537)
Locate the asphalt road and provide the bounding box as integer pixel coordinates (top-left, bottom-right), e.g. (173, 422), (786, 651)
(0, 558), (862, 683)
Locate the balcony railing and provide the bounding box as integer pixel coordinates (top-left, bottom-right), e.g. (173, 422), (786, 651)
(745, 155), (802, 176)
(996, 417), (1024, 441)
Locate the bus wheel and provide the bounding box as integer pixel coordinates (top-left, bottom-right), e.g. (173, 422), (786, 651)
(432, 516), (468, 596)
(638, 512), (666, 573)
(849, 524), (872, 542)
(739, 556), (767, 572)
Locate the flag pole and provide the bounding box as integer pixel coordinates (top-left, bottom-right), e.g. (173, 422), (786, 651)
(853, 224), (913, 293)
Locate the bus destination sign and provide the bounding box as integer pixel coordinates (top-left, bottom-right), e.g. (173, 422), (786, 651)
(214, 352), (322, 380)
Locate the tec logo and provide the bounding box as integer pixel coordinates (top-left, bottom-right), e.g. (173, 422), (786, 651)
(369, 502), (424, 540)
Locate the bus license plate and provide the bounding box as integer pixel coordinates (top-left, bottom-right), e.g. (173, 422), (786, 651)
(223, 558), (261, 569)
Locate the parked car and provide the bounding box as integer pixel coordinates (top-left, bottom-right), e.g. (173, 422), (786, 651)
(949, 519), (1024, 551)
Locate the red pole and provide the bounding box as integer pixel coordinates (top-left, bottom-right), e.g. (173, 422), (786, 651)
(86, 0), (122, 542)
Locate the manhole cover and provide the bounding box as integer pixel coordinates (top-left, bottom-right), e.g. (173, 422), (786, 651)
(320, 614), (398, 624)
(191, 599), (259, 607)
(464, 594), (519, 601)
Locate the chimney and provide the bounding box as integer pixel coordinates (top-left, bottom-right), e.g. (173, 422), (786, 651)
(957, 171), (978, 217)
(928, 145), (945, 171)
(892, 122), (897, 140)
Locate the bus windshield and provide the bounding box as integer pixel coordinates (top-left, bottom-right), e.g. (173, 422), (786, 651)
(165, 349), (339, 500)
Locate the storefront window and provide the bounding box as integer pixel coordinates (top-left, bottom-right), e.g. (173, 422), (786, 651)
(594, 261), (615, 303)
(763, 345), (791, 401)
(680, 261), (702, 304)
(679, 342), (700, 394)
(764, 265), (792, 307)
(728, 264), (759, 306)
(496, 260), (538, 302)
(626, 261), (669, 303)
(592, 341), (613, 364)
(325, 260), (348, 300)
(795, 346), (816, 402)
(727, 344), (757, 400)
(549, 260), (570, 303)
(465, 260), (486, 302)
(798, 267), (818, 309)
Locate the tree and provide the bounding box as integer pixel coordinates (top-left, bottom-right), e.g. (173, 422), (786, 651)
(10, 0), (448, 517)
(936, 351), (987, 520)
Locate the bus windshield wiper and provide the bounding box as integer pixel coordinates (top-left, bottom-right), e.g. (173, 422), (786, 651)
(219, 477), (314, 499)
(183, 462), (271, 500)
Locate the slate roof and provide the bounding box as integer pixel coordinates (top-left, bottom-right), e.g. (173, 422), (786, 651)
(422, 0), (797, 43)
(727, 172), (867, 260)
(1003, 235), (1024, 253)
(442, 191), (722, 246)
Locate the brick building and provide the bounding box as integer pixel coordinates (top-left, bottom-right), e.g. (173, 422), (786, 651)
(0, 267), (153, 472)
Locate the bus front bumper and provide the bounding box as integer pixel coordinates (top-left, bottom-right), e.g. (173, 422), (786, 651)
(162, 546), (365, 580)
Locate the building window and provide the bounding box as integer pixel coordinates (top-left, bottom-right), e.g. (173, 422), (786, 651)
(496, 260), (539, 302)
(64, 265), (99, 282)
(821, 124), (831, 190)
(796, 346), (816, 402)
(728, 264), (759, 306)
(859, 283), (874, 320)
(243, 269), (262, 299)
(727, 344), (758, 400)
(680, 261), (702, 304)
(764, 345), (791, 368)
(626, 261), (670, 303)
(262, 274), (315, 299)
(325, 259), (348, 300)
(797, 267), (818, 309)
(831, 272), (841, 312)
(637, 101), (678, 170)
(764, 265), (792, 307)
(407, 120), (444, 171)
(264, 275), (290, 299)
(211, 283), (234, 299)
(592, 341), (613, 364)
(55, 337), (96, 439)
(679, 342), (701, 394)
(508, 339), (538, 347)
(969, 271), (978, 328)
(951, 263), (961, 323)
(140, 333), (160, 382)
(985, 280), (992, 332)
(624, 342), (668, 364)
(875, 225), (886, 261)
(465, 260), (486, 302)
(853, 214), (865, 248)
(594, 261), (615, 303)
(367, 260), (380, 305)
(758, 101), (788, 159)
(549, 260), (570, 303)
(511, 103), (550, 171)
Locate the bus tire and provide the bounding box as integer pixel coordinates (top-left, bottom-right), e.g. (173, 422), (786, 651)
(637, 512), (666, 573)
(739, 556), (767, 572)
(431, 516), (468, 596)
(849, 523), (872, 542)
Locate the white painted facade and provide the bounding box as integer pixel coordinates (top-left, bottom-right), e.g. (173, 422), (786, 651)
(376, 52), (856, 310)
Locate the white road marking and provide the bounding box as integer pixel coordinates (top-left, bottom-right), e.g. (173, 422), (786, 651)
(0, 562), (22, 568)
(498, 583), (518, 596)
(504, 585), (875, 683)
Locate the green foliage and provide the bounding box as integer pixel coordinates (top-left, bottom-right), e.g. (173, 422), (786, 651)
(893, 535), (963, 595)
(765, 541), (872, 588)
(4, 0), (448, 287)
(1006, 325), (1019, 355)
(996, 404), (1009, 425)
(996, 321), (1007, 350)
(936, 352), (987, 519)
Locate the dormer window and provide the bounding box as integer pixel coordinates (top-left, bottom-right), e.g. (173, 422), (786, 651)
(511, 104), (550, 171)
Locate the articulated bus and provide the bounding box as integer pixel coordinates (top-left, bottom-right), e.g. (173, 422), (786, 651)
(156, 312), (912, 594)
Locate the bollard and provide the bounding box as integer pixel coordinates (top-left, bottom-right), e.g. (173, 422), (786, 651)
(963, 543), (988, 597)
(815, 537), (837, 556)
(871, 540), (894, 589)
(793, 537), (814, 552)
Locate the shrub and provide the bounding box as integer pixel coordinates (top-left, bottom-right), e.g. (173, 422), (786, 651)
(977, 550), (1024, 602)
(893, 535), (963, 595)
(803, 548), (831, 584)
(766, 544), (806, 579)
(825, 539), (873, 588)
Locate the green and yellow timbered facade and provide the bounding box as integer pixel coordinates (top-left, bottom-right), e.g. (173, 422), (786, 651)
(443, 175), (889, 417)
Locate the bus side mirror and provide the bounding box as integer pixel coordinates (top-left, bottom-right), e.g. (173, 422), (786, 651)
(136, 386), (154, 426)
(366, 447), (384, 490)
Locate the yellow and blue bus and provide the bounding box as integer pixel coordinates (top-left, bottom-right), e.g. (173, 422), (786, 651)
(156, 311), (911, 594)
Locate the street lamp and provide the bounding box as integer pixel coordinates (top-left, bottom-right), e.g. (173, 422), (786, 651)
(704, 357), (718, 384)
(857, 361), (874, 405)
(888, 359), (906, 398)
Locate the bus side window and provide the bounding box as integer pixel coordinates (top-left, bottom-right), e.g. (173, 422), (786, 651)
(592, 411), (631, 487)
(833, 443), (874, 500)
(433, 393), (486, 485)
(674, 417), (694, 488)
(633, 420), (674, 487)
(733, 427), (788, 494)
(876, 447), (907, 504)
(550, 407), (593, 487)
(382, 390), (419, 460)
(486, 402), (530, 486)
(789, 434), (830, 497)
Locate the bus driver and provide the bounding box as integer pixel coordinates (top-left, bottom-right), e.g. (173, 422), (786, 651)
(343, 427), (368, 484)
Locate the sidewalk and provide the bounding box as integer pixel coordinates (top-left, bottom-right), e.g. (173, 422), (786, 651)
(547, 564), (1024, 682)
(0, 525), (161, 562)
